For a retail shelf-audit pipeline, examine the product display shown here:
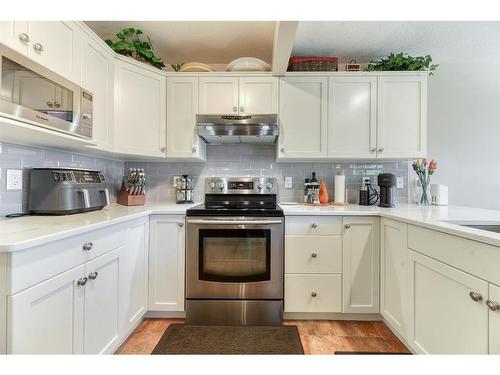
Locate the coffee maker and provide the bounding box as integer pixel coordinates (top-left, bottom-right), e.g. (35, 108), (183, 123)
(378, 173), (396, 208)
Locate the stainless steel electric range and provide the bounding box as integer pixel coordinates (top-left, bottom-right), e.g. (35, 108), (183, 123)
(185, 177), (284, 325)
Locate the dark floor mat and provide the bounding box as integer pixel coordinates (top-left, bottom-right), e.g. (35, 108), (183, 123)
(152, 324), (304, 355)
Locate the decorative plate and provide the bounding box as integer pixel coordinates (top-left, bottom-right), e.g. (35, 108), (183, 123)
(226, 57), (271, 72)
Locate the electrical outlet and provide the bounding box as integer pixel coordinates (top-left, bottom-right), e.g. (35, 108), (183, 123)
(6, 169), (23, 190)
(173, 176), (180, 187)
(396, 177), (404, 189)
(362, 176), (371, 186)
(284, 177), (293, 189)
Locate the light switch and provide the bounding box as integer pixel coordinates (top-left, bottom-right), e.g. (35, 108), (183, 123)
(284, 177), (293, 189)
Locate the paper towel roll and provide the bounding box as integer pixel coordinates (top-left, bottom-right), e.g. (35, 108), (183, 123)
(334, 173), (345, 203)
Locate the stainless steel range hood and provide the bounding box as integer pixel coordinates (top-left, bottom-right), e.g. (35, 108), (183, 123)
(196, 114), (278, 144)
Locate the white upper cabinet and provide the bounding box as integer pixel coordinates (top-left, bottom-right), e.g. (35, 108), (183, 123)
(278, 77), (328, 159)
(81, 32), (114, 150)
(377, 75), (427, 158)
(27, 22), (82, 84)
(198, 77), (239, 114)
(0, 21), (29, 55)
(114, 58), (166, 157)
(342, 216), (380, 313)
(328, 76), (377, 159)
(166, 76), (206, 160)
(408, 249), (488, 354)
(238, 76), (278, 114)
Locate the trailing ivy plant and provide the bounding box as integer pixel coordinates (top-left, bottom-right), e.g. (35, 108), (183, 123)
(365, 53), (438, 75)
(105, 28), (165, 69)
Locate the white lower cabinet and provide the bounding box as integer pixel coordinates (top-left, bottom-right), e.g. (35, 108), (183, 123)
(342, 217), (380, 313)
(408, 249), (489, 354)
(380, 218), (408, 338)
(83, 248), (121, 354)
(7, 265), (85, 354)
(285, 274), (342, 313)
(149, 215), (185, 312)
(488, 284), (500, 354)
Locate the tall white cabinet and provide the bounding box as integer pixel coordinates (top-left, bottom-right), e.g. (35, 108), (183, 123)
(166, 76), (206, 160)
(114, 57), (166, 157)
(278, 77), (328, 159)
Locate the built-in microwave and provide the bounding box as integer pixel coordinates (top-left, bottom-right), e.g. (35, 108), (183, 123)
(0, 45), (93, 139)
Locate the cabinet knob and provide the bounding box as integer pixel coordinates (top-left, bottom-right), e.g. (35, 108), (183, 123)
(311, 223), (317, 228)
(88, 272), (98, 280)
(311, 292), (317, 297)
(469, 291), (483, 302)
(160, 147), (166, 153)
(178, 222), (184, 227)
(378, 147), (384, 153)
(344, 224), (351, 229)
(77, 277), (88, 286)
(311, 253), (318, 258)
(82, 242), (93, 251)
(19, 33), (30, 43)
(487, 300), (500, 311)
(240, 106), (244, 113)
(280, 147), (285, 153)
(46, 101), (54, 108)
(233, 106), (238, 113)
(33, 42), (44, 52)
(370, 148), (377, 152)
(54, 101), (61, 108)
(192, 146), (197, 153)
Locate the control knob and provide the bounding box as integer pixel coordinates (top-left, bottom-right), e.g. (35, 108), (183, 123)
(257, 185), (263, 191)
(266, 182), (274, 190)
(209, 181), (216, 190)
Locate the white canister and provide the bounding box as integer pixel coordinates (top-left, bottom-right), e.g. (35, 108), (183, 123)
(334, 172), (346, 203)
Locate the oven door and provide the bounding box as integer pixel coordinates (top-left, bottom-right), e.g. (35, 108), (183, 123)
(186, 216), (283, 300)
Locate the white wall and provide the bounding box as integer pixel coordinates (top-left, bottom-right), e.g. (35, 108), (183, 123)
(427, 63), (500, 210)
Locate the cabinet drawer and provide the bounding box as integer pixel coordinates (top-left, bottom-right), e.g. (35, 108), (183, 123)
(408, 225), (500, 285)
(8, 223), (127, 294)
(285, 274), (342, 313)
(285, 236), (342, 273)
(286, 216), (342, 236)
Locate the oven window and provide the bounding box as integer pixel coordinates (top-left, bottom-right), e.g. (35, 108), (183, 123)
(199, 229), (271, 283)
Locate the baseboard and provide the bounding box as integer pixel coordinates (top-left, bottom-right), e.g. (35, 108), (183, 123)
(381, 317), (415, 354)
(284, 312), (383, 321)
(145, 311), (186, 319)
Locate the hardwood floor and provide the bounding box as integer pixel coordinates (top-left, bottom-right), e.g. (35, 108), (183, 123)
(116, 319), (411, 355)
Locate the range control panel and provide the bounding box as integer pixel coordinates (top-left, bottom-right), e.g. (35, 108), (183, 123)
(205, 177), (277, 195)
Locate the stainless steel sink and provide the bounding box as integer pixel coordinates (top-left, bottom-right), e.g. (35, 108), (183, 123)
(444, 221), (500, 233)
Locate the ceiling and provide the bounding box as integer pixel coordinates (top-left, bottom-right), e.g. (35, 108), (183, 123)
(85, 21), (275, 65)
(292, 21), (500, 63)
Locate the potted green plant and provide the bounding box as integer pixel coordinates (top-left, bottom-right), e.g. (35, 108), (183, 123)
(105, 28), (165, 69)
(365, 52), (438, 75)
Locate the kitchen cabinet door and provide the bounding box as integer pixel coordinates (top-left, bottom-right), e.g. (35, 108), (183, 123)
(114, 58), (167, 157)
(81, 32), (114, 150)
(328, 76), (377, 159)
(83, 248), (121, 354)
(7, 265), (85, 354)
(408, 249), (488, 354)
(119, 219), (149, 337)
(377, 75), (427, 158)
(238, 76), (278, 114)
(27, 21), (81, 84)
(198, 77), (239, 114)
(278, 77), (328, 159)
(166, 76), (206, 160)
(149, 216), (185, 312)
(342, 216), (380, 313)
(0, 21), (29, 55)
(380, 218), (408, 338)
(488, 283), (500, 354)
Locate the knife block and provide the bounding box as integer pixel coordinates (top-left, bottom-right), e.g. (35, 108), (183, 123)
(117, 182), (145, 206)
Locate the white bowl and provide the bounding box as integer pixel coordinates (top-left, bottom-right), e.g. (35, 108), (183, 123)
(226, 57), (271, 72)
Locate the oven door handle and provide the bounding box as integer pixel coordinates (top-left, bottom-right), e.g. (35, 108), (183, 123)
(187, 219), (283, 225)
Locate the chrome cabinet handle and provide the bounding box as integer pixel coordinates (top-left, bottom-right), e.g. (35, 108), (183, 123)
(88, 272), (98, 280)
(33, 42), (44, 52)
(46, 101), (53, 108)
(311, 253), (318, 258)
(54, 101), (60, 108)
(345, 224), (351, 229)
(19, 33), (30, 43)
(240, 106), (244, 113)
(378, 147), (384, 152)
(192, 146), (197, 152)
(178, 222), (184, 227)
(311, 223), (317, 228)
(486, 300), (500, 311)
(82, 242), (93, 251)
(233, 106), (238, 113)
(311, 292), (317, 297)
(77, 277), (88, 286)
(469, 291), (483, 302)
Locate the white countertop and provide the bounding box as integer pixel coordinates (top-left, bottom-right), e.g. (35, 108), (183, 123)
(2, 202), (500, 252)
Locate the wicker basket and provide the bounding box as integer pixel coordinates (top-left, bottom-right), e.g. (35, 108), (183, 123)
(288, 56), (339, 72)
